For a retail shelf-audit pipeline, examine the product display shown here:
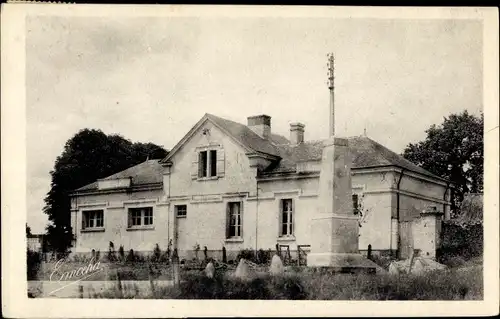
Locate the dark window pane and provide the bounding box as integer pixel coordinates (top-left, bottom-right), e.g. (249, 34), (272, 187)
(282, 224), (287, 235)
(282, 211), (288, 223)
(210, 150), (217, 176)
(199, 151), (208, 177)
(352, 194), (358, 213)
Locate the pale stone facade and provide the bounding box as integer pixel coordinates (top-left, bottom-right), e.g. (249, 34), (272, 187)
(70, 114), (450, 260)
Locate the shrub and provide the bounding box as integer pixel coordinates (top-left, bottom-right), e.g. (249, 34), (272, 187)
(257, 249), (270, 264)
(438, 223), (483, 265)
(153, 244), (161, 262)
(126, 249), (136, 263)
(116, 245), (124, 262)
(107, 241), (116, 262)
(237, 249), (256, 263)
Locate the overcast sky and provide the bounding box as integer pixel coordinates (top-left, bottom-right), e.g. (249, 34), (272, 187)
(26, 16), (483, 233)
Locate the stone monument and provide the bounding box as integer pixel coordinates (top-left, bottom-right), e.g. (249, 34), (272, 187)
(306, 137), (377, 272)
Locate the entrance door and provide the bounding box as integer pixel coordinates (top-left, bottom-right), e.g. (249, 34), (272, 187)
(174, 205), (188, 257)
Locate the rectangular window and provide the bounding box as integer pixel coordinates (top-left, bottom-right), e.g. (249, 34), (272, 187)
(280, 199), (294, 236)
(175, 205), (187, 218)
(198, 150), (217, 178)
(82, 210), (104, 229)
(128, 207), (154, 227)
(352, 194), (359, 214)
(227, 202), (242, 238)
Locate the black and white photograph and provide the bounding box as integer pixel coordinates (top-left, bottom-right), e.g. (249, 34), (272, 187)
(2, 3), (499, 318)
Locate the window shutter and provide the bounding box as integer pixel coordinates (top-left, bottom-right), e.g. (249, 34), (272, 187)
(239, 202), (243, 238)
(291, 199), (294, 235)
(82, 213), (85, 230)
(191, 151), (199, 180)
(127, 210), (132, 228)
(278, 200), (283, 236)
(225, 203), (230, 238)
(216, 147), (225, 177)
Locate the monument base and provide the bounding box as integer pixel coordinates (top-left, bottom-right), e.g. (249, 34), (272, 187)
(307, 253), (378, 274)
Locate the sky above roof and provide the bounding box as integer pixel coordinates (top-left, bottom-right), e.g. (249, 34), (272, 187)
(26, 15), (483, 233)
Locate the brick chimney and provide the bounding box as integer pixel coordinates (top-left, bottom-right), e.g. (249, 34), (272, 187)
(247, 115), (271, 139)
(290, 123), (305, 145)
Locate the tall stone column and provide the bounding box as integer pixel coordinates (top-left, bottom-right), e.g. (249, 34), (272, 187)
(307, 137), (376, 271)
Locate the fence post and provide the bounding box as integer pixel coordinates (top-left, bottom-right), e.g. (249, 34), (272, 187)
(222, 246), (227, 264)
(297, 246), (301, 266)
(408, 248), (415, 274)
(78, 284), (84, 298)
(116, 270), (123, 298)
(367, 244), (372, 260)
(172, 249), (180, 287)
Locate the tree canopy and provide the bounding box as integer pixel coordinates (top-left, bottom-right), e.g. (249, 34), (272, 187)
(403, 110), (483, 216)
(43, 129), (168, 253)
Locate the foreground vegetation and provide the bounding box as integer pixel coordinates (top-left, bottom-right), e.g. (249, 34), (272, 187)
(92, 262), (482, 300)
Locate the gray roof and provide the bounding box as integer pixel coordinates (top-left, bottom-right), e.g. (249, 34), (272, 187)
(75, 115), (447, 194)
(75, 159), (164, 192)
(267, 136), (446, 181)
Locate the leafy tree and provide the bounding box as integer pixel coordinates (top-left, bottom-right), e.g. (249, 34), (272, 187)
(26, 224), (32, 236)
(403, 110), (483, 216)
(43, 128), (168, 253)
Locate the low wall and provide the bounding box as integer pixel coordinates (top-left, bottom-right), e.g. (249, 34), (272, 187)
(28, 280), (175, 298)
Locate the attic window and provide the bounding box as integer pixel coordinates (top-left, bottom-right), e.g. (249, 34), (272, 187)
(198, 150), (217, 178)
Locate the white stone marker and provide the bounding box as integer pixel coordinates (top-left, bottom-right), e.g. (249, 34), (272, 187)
(269, 254), (284, 275)
(233, 258), (251, 279)
(306, 137), (376, 271)
(204, 261), (215, 278)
